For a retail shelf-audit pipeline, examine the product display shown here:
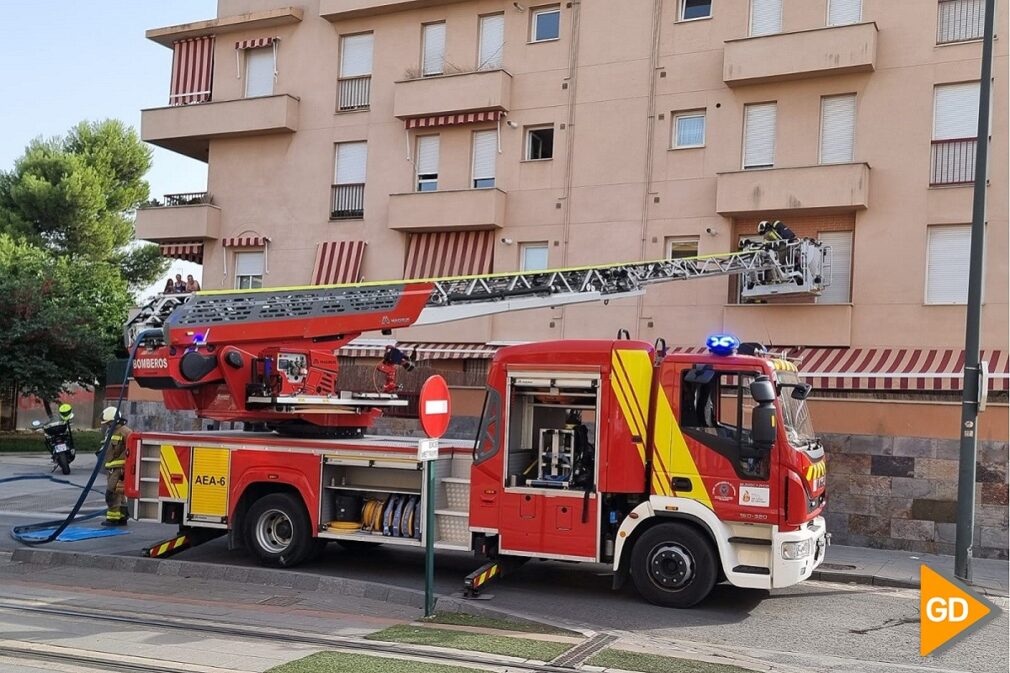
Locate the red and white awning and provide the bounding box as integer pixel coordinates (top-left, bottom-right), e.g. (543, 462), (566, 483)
(159, 241), (204, 263)
(221, 235), (269, 247)
(170, 36), (214, 105)
(404, 230), (494, 279)
(338, 342), (500, 360)
(405, 110), (504, 130)
(235, 37), (277, 50)
(313, 240), (366, 285)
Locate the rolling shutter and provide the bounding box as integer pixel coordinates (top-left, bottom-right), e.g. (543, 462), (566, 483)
(235, 251), (265, 277)
(472, 130), (497, 184)
(828, 0), (862, 26)
(750, 0), (782, 36)
(422, 23), (446, 76)
(926, 225), (971, 304)
(820, 94), (856, 164)
(938, 0), (985, 43)
(817, 231), (853, 304)
(244, 47), (274, 98)
(479, 14), (505, 70)
(743, 103), (776, 168)
(335, 142), (368, 184)
(416, 135), (440, 175)
(933, 82), (980, 139)
(341, 33), (373, 77)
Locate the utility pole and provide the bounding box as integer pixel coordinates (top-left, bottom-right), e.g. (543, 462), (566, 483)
(954, 0), (997, 583)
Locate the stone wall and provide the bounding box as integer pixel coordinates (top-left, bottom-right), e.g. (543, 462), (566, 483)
(823, 433), (1009, 560)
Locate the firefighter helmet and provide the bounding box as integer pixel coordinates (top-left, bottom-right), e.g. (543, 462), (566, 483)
(101, 406), (119, 424)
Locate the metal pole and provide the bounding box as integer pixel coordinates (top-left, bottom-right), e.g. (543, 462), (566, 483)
(424, 459), (436, 616)
(954, 0), (996, 583)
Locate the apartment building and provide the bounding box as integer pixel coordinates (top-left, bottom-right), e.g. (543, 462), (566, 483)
(136, 0), (1009, 556)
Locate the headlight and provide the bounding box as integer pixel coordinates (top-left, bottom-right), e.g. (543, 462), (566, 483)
(781, 539), (813, 560)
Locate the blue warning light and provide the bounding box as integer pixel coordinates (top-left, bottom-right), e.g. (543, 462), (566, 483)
(706, 334), (740, 356)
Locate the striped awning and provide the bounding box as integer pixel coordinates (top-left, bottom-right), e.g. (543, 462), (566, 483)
(405, 110), (504, 130)
(170, 36), (214, 105)
(235, 37), (277, 50)
(221, 235), (269, 247)
(313, 240), (366, 285)
(159, 242), (204, 263)
(339, 341), (500, 360)
(404, 231), (494, 279)
(796, 348), (1009, 392)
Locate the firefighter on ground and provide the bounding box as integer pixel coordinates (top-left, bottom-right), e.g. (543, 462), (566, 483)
(100, 406), (132, 527)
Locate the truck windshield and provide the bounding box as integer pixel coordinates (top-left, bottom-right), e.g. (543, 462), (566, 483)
(777, 371), (816, 446)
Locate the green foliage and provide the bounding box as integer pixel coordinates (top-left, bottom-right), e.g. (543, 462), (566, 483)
(0, 431), (103, 453)
(365, 625), (571, 662)
(114, 242), (170, 289)
(588, 648), (757, 673)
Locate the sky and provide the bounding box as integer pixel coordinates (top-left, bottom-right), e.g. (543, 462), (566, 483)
(0, 1), (218, 297)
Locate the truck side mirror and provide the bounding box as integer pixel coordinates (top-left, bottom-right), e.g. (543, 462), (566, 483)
(750, 376), (776, 403)
(790, 383), (812, 400)
(752, 404), (776, 450)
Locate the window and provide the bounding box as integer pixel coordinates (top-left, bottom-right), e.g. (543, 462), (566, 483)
(525, 126), (554, 160)
(816, 231), (853, 304)
(479, 14), (505, 70)
(521, 242), (549, 271)
(332, 141), (367, 219)
(680, 0), (712, 21)
(672, 110), (706, 148)
(244, 47), (274, 98)
(422, 22), (446, 76)
(665, 236), (700, 259)
(932, 82), (980, 185)
(750, 0), (782, 36)
(937, 0), (985, 44)
(472, 130), (497, 188)
(235, 251), (264, 290)
(416, 135), (439, 192)
(827, 0), (862, 26)
(743, 102), (777, 169)
(338, 33), (373, 110)
(531, 6), (561, 42)
(820, 94), (856, 164)
(926, 225), (972, 304)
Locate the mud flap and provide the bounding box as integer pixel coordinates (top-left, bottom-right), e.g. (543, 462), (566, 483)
(143, 527), (224, 559)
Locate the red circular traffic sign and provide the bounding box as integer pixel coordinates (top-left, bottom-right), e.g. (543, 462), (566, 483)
(419, 375), (451, 439)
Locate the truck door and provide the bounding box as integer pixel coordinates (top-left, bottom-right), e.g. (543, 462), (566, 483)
(188, 447), (231, 525)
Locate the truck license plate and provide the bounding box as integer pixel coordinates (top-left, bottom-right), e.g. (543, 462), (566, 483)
(54, 443), (69, 453)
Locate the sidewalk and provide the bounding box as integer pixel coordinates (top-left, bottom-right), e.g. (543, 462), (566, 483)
(816, 544), (1009, 596)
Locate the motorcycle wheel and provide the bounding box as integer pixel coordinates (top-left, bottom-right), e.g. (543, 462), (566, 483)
(56, 453), (70, 475)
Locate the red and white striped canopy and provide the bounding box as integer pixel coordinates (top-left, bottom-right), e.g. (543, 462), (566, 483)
(339, 342), (500, 360)
(170, 37), (214, 105)
(404, 230), (494, 279)
(235, 37), (276, 50)
(159, 242), (204, 263)
(405, 110), (503, 130)
(221, 235), (269, 248)
(312, 240), (366, 285)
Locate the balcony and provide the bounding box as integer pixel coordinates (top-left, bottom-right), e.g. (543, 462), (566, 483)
(930, 138), (976, 186)
(394, 70), (511, 120)
(387, 189), (506, 232)
(320, 0), (469, 21)
(135, 193), (221, 243)
(723, 22), (878, 86)
(141, 94), (300, 162)
(716, 163), (870, 216)
(723, 304), (853, 347)
(146, 6), (303, 47)
(331, 184), (365, 220)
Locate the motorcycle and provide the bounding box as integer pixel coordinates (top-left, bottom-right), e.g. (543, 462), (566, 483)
(30, 416), (77, 475)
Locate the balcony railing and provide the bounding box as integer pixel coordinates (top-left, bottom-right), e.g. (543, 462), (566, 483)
(331, 183), (365, 219)
(337, 76), (371, 111)
(930, 138), (976, 186)
(164, 191), (211, 206)
(937, 0), (984, 44)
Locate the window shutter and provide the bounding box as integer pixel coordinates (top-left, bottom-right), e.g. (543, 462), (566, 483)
(245, 47), (274, 97)
(938, 0), (984, 43)
(235, 251), (265, 276)
(817, 231), (853, 304)
(472, 130), (497, 181)
(750, 0), (782, 36)
(422, 23), (446, 76)
(828, 0), (861, 26)
(820, 94), (856, 164)
(341, 33), (373, 77)
(926, 225), (971, 304)
(479, 14), (505, 70)
(416, 135), (440, 175)
(335, 142), (368, 184)
(934, 82), (980, 139)
(743, 103), (777, 168)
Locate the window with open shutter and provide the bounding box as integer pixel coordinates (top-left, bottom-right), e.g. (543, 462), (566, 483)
(816, 231), (853, 303)
(422, 22), (446, 76)
(933, 82), (980, 140)
(479, 14), (505, 70)
(820, 94), (856, 164)
(416, 135), (439, 191)
(245, 47), (274, 98)
(926, 225), (972, 304)
(828, 0), (862, 26)
(750, 0), (782, 36)
(743, 102), (776, 168)
(472, 130), (497, 188)
(341, 33), (373, 77)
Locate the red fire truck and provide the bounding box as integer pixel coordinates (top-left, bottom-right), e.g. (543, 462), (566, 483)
(124, 241), (829, 607)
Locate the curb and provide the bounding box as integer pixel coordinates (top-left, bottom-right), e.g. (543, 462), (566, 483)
(810, 568), (1009, 597)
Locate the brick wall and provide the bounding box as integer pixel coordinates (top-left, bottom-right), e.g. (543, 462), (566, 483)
(824, 433), (1009, 560)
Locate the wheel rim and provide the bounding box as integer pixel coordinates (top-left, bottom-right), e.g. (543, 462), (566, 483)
(255, 509), (294, 554)
(646, 542), (695, 591)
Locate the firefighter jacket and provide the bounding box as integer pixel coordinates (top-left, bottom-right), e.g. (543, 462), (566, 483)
(104, 424), (132, 470)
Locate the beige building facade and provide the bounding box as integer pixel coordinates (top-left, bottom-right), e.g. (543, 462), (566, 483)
(136, 1), (1009, 555)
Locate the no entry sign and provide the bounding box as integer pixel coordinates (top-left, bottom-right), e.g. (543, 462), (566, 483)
(419, 375), (451, 439)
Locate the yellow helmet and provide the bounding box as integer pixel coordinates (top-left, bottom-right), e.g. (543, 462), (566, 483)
(58, 403), (74, 421)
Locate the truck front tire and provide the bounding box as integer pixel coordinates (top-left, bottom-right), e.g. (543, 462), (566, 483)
(246, 493), (316, 568)
(630, 522), (717, 608)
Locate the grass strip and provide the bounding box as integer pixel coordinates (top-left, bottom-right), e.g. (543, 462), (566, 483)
(366, 624), (570, 662)
(0, 431), (103, 453)
(588, 648), (757, 673)
(423, 611), (580, 636)
(267, 652), (492, 673)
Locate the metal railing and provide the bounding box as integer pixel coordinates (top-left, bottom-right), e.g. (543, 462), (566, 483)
(337, 76), (371, 111)
(930, 138), (977, 186)
(937, 0), (984, 44)
(331, 183), (365, 219)
(164, 191), (211, 206)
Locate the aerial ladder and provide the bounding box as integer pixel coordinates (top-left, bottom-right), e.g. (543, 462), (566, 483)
(127, 238), (828, 436)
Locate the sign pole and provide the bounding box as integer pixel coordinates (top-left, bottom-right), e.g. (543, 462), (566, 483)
(417, 375), (451, 618)
(425, 456), (436, 617)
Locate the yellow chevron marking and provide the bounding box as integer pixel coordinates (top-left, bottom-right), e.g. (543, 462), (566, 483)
(160, 445), (188, 501)
(610, 350), (659, 492)
(652, 379), (714, 510)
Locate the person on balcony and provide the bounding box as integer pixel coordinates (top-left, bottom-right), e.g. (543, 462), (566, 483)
(186, 275), (201, 292)
(163, 279), (176, 295)
(174, 274), (187, 294)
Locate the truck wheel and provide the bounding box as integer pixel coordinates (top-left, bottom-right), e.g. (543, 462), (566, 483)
(246, 493), (314, 568)
(56, 453), (71, 475)
(630, 522), (717, 608)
